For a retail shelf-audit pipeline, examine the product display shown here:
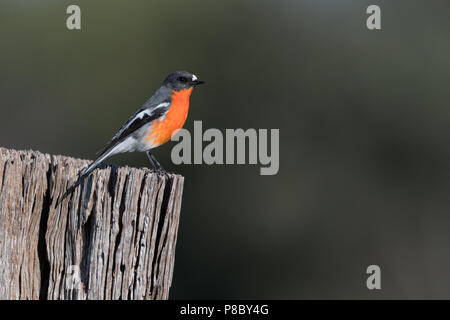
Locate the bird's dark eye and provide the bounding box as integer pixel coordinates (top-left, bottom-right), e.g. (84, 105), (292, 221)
(177, 76), (188, 82)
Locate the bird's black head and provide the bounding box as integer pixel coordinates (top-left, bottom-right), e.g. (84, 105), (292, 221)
(162, 71), (205, 90)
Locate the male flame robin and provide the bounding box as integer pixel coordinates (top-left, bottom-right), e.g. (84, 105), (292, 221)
(58, 71), (204, 204)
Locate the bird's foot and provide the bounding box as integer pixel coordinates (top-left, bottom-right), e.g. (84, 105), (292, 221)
(156, 167), (171, 180)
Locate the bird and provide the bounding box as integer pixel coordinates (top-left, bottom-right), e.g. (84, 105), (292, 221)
(57, 70), (204, 205)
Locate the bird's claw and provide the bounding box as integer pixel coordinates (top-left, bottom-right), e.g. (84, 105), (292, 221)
(157, 168), (171, 180)
(150, 166), (170, 180)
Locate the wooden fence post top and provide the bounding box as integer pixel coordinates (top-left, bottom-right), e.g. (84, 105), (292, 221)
(0, 146), (184, 300)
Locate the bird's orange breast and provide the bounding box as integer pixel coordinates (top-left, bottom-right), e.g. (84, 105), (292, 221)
(145, 88), (193, 147)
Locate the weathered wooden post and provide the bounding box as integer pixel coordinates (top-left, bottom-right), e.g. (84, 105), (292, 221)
(0, 147), (183, 300)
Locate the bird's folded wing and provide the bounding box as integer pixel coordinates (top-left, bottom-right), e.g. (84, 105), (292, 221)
(96, 102), (170, 157)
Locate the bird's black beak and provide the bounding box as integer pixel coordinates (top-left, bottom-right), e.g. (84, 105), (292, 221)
(192, 79), (205, 86)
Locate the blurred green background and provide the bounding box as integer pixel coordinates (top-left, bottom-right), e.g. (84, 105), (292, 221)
(1, 0), (450, 299)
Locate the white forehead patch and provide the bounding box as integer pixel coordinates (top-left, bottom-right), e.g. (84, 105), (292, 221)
(192, 74), (198, 81)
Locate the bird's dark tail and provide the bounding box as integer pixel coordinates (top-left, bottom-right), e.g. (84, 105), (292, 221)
(56, 153), (109, 206)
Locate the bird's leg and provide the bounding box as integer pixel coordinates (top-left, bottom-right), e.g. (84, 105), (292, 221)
(146, 151), (158, 171)
(150, 153), (165, 172)
(146, 151), (169, 177)
(148, 152), (170, 179)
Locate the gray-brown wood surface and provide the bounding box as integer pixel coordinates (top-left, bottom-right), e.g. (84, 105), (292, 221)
(0, 147), (183, 300)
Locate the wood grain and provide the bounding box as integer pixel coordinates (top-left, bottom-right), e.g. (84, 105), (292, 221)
(0, 147), (183, 300)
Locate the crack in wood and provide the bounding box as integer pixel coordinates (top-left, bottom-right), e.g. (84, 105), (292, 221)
(37, 163), (52, 300)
